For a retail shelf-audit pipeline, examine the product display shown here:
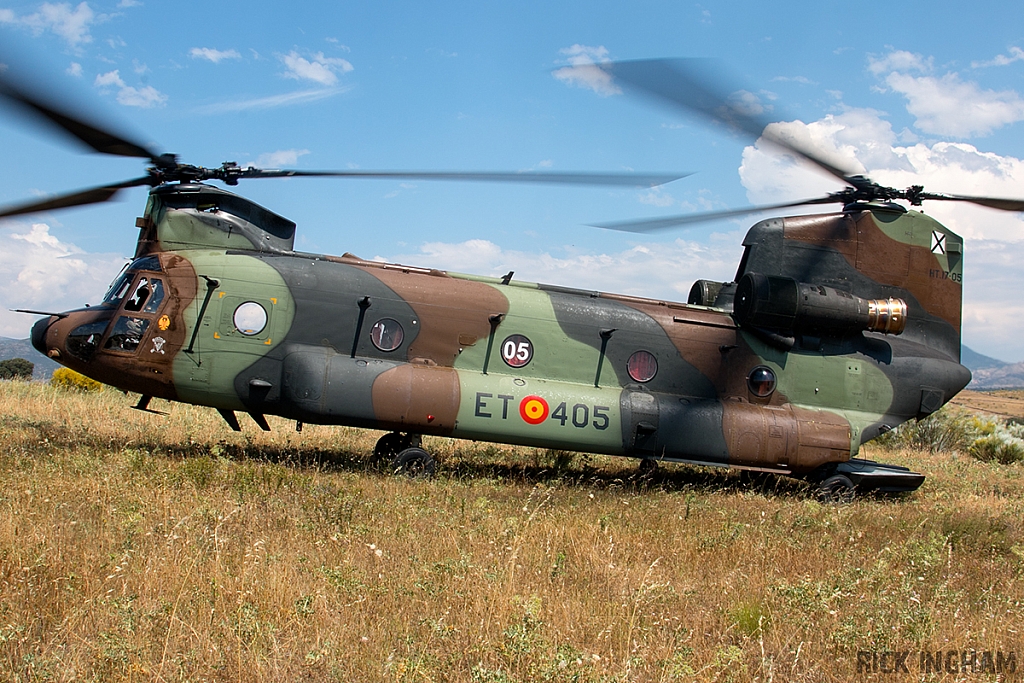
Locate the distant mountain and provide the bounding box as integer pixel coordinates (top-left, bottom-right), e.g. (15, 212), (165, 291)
(0, 337), (61, 380)
(962, 345), (1024, 390)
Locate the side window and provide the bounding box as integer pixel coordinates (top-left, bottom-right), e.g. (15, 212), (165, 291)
(370, 318), (405, 352)
(105, 316), (151, 353)
(124, 277), (152, 312)
(66, 320), (110, 361)
(218, 296), (275, 341)
(142, 279), (165, 313)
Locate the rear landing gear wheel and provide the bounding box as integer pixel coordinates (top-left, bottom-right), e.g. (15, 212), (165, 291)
(392, 447), (436, 478)
(816, 474), (855, 504)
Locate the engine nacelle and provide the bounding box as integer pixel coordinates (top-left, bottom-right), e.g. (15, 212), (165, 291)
(688, 279), (737, 309)
(733, 272), (907, 335)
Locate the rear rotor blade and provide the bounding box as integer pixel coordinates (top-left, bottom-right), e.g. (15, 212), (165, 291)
(236, 168), (688, 187)
(0, 177), (152, 219)
(592, 196), (838, 233)
(601, 59), (856, 184)
(919, 192), (1024, 212)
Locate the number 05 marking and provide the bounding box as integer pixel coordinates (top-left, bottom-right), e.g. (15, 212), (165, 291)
(501, 334), (533, 368)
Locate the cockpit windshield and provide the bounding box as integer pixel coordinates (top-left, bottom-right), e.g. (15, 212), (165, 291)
(102, 271), (133, 305)
(101, 256), (163, 306)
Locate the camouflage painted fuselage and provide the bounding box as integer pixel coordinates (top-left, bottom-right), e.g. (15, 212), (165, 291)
(33, 184), (971, 478)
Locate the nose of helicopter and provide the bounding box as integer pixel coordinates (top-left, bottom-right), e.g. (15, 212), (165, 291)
(31, 315), (56, 356)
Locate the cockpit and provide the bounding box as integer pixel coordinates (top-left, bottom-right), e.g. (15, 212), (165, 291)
(63, 256), (167, 362)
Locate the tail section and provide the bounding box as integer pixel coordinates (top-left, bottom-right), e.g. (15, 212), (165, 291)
(736, 206), (964, 362)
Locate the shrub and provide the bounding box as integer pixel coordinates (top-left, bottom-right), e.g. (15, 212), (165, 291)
(50, 367), (103, 392)
(969, 433), (1024, 464)
(876, 406), (1024, 464)
(0, 358), (34, 380)
(874, 407), (979, 453)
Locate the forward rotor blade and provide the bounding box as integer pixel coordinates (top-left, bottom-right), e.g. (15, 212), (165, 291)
(920, 192), (1024, 212)
(592, 196), (838, 233)
(0, 58), (161, 161)
(237, 169), (688, 187)
(0, 177), (152, 219)
(600, 59), (855, 184)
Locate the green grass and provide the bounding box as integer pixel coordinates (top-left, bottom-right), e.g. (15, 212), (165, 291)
(1, 381), (1022, 681)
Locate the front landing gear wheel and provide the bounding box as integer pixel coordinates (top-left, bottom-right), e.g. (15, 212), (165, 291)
(392, 447), (436, 478)
(816, 474), (856, 504)
(638, 458), (659, 477)
(374, 433), (419, 463)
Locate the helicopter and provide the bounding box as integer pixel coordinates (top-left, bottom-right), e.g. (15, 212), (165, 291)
(5, 57), (1022, 501)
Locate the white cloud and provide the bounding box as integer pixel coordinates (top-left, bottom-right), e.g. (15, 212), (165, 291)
(0, 223), (125, 338)
(637, 188), (676, 208)
(740, 107), (1024, 240)
(280, 50), (353, 86)
(117, 0), (141, 7)
(66, 61), (82, 77)
(739, 107), (1024, 361)
(962, 241), (1024, 362)
(94, 69), (167, 108)
(885, 72), (1024, 137)
(253, 149), (309, 168)
(552, 44), (621, 97)
(195, 87), (346, 114)
(869, 50), (1024, 137)
(189, 47), (241, 64)
(771, 75), (814, 85)
(0, 2), (95, 46)
(972, 47), (1024, 68)
(867, 50), (932, 75)
(383, 235), (741, 303)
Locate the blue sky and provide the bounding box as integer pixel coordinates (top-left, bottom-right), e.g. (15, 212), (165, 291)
(2, 1), (1024, 361)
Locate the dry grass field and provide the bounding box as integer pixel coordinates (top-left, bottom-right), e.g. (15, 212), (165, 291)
(1, 381), (1022, 682)
(951, 389), (1024, 420)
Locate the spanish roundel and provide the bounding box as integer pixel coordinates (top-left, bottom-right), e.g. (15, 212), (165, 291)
(519, 395), (549, 425)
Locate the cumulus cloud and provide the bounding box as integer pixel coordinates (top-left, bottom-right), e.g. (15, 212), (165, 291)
(738, 106), (1024, 361)
(869, 50), (1024, 137)
(0, 223), (125, 338)
(189, 47), (241, 63)
(740, 107), (1024, 240)
(280, 50), (353, 86)
(253, 149), (309, 168)
(552, 44), (621, 97)
(972, 47), (1024, 68)
(94, 69), (167, 107)
(383, 235), (741, 303)
(66, 61), (82, 77)
(0, 1), (95, 46)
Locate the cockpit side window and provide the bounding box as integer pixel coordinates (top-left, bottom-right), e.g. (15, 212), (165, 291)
(124, 277), (151, 312)
(105, 316), (150, 353)
(142, 279), (164, 313)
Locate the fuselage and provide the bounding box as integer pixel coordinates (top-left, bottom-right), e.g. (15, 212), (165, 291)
(31, 183), (971, 478)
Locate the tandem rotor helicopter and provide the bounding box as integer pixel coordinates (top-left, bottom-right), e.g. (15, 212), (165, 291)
(4, 55), (1023, 500)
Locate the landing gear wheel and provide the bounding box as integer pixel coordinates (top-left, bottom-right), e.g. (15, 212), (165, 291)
(374, 432), (414, 463)
(816, 474), (856, 504)
(638, 458), (659, 477)
(392, 447), (436, 478)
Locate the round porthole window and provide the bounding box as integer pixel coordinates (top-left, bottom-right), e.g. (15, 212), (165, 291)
(627, 350), (658, 383)
(233, 302), (267, 336)
(747, 365), (777, 397)
(370, 318), (405, 352)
